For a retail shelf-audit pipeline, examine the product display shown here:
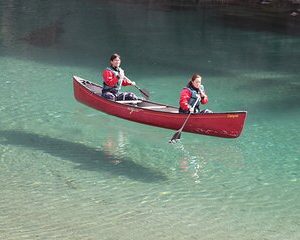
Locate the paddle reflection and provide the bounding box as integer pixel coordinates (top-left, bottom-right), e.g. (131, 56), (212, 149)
(173, 142), (206, 183)
(173, 141), (245, 183)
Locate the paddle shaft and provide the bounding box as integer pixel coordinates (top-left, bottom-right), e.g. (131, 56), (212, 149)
(178, 96), (201, 132)
(169, 96), (201, 142)
(125, 75), (150, 99)
(134, 85), (150, 99)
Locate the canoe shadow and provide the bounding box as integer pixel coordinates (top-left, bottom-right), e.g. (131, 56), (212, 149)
(0, 130), (168, 183)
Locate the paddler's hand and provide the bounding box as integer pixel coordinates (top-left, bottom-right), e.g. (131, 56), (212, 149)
(199, 92), (207, 98)
(130, 81), (136, 86)
(118, 69), (125, 80)
(201, 96), (208, 104)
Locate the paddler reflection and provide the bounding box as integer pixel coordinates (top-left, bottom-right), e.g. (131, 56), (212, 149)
(179, 156), (207, 183)
(103, 130), (129, 165)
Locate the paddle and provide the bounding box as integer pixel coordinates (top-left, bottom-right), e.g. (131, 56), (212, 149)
(169, 96), (201, 143)
(134, 85), (150, 100)
(125, 75), (150, 100)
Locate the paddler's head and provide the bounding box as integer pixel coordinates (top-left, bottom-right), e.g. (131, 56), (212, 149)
(188, 73), (202, 90)
(110, 53), (121, 69)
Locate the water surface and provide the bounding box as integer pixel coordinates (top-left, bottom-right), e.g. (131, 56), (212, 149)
(0, 1), (299, 239)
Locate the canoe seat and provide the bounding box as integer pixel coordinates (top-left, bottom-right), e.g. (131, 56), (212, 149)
(85, 83), (102, 94)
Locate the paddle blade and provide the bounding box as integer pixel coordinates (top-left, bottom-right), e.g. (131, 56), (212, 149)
(169, 131), (181, 143)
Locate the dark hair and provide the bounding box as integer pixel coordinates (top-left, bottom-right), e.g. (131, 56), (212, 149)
(191, 73), (201, 82)
(110, 53), (121, 61)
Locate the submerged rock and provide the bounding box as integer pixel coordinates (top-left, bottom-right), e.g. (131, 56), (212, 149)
(21, 19), (64, 47)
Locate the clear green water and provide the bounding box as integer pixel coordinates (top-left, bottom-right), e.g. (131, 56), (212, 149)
(0, 1), (299, 239)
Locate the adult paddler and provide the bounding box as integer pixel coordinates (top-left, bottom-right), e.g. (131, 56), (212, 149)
(101, 53), (138, 101)
(179, 73), (212, 114)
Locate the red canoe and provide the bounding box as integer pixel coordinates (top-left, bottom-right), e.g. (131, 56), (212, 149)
(73, 76), (247, 138)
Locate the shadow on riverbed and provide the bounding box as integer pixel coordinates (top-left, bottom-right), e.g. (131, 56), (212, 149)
(0, 130), (168, 183)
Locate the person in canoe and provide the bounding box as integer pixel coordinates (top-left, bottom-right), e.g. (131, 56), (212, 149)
(179, 73), (212, 114)
(101, 53), (138, 101)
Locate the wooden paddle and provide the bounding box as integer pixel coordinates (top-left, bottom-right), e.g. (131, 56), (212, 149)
(169, 96), (201, 143)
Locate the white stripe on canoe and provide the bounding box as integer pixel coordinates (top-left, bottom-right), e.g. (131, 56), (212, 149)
(141, 106), (167, 109)
(116, 100), (143, 104)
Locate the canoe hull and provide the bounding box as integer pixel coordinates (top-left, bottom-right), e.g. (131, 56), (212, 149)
(73, 76), (247, 138)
